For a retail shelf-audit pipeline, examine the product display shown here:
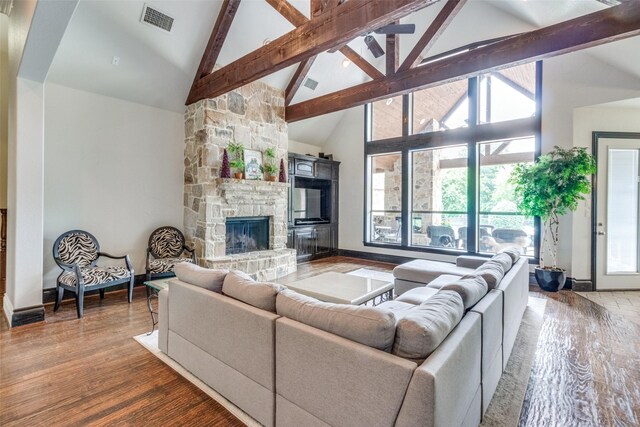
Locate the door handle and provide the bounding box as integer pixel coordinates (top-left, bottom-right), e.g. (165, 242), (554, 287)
(597, 231), (606, 236)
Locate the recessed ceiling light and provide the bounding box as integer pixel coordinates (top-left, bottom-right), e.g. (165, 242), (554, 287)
(420, 118), (426, 125)
(385, 98), (393, 106)
(112, 56), (120, 66)
(342, 58), (351, 68)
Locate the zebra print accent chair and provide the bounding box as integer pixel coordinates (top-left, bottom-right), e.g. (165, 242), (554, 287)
(146, 226), (195, 281)
(53, 230), (134, 318)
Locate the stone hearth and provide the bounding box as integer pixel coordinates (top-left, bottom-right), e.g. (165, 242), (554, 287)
(183, 81), (296, 281)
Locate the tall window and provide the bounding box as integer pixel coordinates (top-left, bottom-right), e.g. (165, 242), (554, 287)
(410, 145), (468, 249)
(369, 153), (402, 244)
(478, 137), (535, 255)
(365, 62), (541, 259)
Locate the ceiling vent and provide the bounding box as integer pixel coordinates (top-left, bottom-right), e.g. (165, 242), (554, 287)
(141, 4), (174, 33)
(303, 78), (319, 91)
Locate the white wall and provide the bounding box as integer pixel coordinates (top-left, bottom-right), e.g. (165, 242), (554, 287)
(43, 83), (184, 289)
(4, 0), (40, 321)
(569, 105), (640, 280)
(541, 51), (640, 276)
(288, 139), (321, 157)
(0, 14), (8, 209)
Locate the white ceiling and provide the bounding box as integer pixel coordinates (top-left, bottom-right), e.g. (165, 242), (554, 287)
(46, 0), (640, 144)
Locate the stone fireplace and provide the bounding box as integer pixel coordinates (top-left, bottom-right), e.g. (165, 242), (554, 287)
(183, 81), (296, 280)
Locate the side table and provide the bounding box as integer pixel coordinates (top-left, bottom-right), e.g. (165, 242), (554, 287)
(144, 278), (171, 335)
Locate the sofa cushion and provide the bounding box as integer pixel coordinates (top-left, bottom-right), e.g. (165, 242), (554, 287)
(499, 247), (521, 264)
(491, 253), (513, 273)
(392, 291), (464, 362)
(393, 259), (473, 285)
(376, 300), (417, 318)
(473, 261), (505, 290)
(276, 290), (397, 352)
(222, 270), (287, 313)
(440, 275), (489, 310)
(423, 274), (463, 290)
(396, 286), (441, 305)
(174, 262), (228, 293)
(455, 256), (488, 269)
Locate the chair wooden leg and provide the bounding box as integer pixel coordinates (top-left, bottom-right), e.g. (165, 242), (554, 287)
(54, 286), (64, 312)
(99, 288), (105, 299)
(128, 276), (134, 303)
(76, 287), (85, 318)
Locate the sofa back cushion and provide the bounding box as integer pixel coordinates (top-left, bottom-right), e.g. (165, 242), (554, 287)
(222, 270), (287, 313)
(499, 248), (521, 264)
(392, 290), (464, 362)
(491, 252), (513, 272)
(440, 275), (488, 310)
(473, 260), (505, 290)
(276, 289), (397, 352)
(174, 262), (228, 293)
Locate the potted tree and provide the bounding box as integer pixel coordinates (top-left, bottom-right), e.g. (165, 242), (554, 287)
(228, 142), (245, 179)
(510, 146), (596, 292)
(261, 148), (279, 181)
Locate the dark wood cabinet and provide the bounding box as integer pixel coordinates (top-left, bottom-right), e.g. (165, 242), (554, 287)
(294, 228), (316, 262)
(287, 153), (340, 262)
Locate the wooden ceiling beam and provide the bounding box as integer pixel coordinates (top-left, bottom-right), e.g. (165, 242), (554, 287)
(386, 22), (400, 75)
(285, 1), (640, 122)
(341, 45), (385, 79)
(266, 0), (385, 80)
(265, 0), (306, 26)
(398, 0), (467, 72)
(187, 0), (438, 104)
(285, 56), (317, 106)
(192, 0), (241, 83)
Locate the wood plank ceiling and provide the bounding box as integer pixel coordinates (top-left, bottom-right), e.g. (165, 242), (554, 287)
(187, 0), (640, 123)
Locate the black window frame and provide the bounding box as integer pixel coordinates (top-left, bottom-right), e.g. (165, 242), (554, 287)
(363, 61), (542, 262)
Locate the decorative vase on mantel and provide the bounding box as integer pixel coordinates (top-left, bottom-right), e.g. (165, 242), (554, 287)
(220, 149), (231, 179)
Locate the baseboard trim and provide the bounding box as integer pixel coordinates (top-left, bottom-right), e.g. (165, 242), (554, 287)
(337, 249), (416, 265)
(567, 278), (593, 292)
(3, 295), (45, 327)
(42, 274), (148, 305)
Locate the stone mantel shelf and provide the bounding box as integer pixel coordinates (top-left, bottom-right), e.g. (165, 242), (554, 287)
(214, 178), (289, 189)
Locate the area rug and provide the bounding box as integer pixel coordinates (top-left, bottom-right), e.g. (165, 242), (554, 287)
(347, 268), (395, 283)
(481, 296), (547, 426)
(134, 296), (546, 427)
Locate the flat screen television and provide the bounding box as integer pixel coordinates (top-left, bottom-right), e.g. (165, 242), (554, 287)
(292, 177), (331, 225)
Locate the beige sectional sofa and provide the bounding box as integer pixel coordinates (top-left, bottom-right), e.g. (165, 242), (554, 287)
(158, 251), (528, 427)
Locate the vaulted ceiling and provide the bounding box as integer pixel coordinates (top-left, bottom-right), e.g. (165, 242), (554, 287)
(46, 0), (640, 146)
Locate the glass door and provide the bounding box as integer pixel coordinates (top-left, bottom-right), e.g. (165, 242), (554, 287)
(595, 137), (640, 290)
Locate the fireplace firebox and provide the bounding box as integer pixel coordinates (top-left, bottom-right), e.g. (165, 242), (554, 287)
(226, 216), (270, 255)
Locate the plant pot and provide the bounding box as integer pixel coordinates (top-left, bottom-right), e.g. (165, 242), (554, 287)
(234, 172), (244, 179)
(534, 267), (566, 292)
(266, 175), (277, 182)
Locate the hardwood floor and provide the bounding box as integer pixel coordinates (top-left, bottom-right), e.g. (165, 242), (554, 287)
(521, 287), (640, 427)
(1, 256), (638, 426)
(0, 287), (244, 427)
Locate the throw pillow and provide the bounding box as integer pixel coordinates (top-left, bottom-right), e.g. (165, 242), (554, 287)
(499, 247), (521, 264)
(441, 275), (489, 309)
(276, 289), (397, 352)
(222, 270), (287, 313)
(392, 290), (464, 362)
(491, 252), (513, 272)
(473, 260), (505, 290)
(174, 262), (228, 293)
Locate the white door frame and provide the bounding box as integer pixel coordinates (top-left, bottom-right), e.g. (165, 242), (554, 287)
(592, 131), (640, 291)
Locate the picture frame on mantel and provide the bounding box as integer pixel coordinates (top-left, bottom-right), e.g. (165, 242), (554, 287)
(244, 149), (263, 180)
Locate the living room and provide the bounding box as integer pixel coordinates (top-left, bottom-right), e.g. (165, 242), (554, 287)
(1, 0), (640, 426)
